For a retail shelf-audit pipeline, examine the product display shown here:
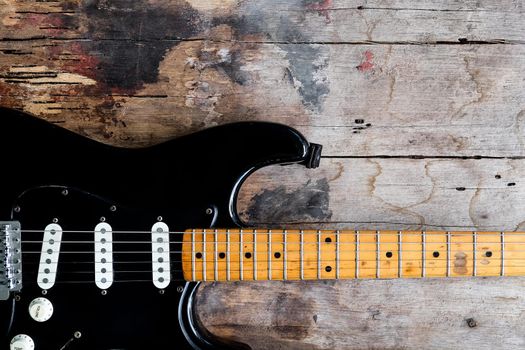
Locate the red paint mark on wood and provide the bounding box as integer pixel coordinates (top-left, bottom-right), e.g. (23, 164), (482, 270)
(306, 0), (333, 23)
(357, 50), (374, 72)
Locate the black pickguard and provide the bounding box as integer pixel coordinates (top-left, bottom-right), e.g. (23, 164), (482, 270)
(0, 108), (321, 349)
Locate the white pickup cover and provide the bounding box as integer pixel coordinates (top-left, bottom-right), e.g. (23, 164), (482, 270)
(95, 222), (113, 289)
(37, 224), (63, 290)
(152, 222), (170, 289)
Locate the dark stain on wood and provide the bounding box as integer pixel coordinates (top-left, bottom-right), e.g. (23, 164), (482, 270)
(81, 0), (202, 91)
(242, 178), (332, 224)
(217, 4), (330, 111)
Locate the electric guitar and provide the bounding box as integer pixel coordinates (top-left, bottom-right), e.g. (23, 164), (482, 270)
(0, 108), (516, 349)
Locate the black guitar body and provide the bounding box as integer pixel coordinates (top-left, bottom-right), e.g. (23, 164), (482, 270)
(0, 108), (321, 349)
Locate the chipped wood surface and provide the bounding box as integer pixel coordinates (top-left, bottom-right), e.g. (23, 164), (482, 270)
(2, 0), (525, 349)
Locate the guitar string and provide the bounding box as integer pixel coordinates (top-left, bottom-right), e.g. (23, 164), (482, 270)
(19, 229), (523, 236)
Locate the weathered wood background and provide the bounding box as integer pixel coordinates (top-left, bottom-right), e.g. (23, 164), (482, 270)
(2, 0), (525, 348)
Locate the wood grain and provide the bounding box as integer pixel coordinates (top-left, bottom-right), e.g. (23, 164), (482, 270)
(1, 0), (525, 349)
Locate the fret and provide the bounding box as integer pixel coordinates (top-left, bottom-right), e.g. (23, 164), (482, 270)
(214, 229), (218, 281)
(425, 231), (447, 277)
(339, 230), (355, 279)
(203, 229), (207, 282)
(270, 229), (284, 280)
(302, 230), (317, 280)
(473, 231), (477, 277)
(226, 229), (231, 281)
(450, 231), (474, 277)
(401, 231), (422, 278)
(239, 229), (243, 281)
(228, 229), (240, 280)
(253, 229), (257, 281)
(421, 230), (426, 278)
(475, 232), (501, 277)
(355, 230), (360, 278)
(398, 231), (402, 278)
(378, 230), (399, 278)
(335, 230), (340, 279)
(300, 230), (304, 280)
(317, 230), (321, 279)
(191, 229), (196, 282)
(501, 231), (505, 277)
(283, 230), (287, 280)
(446, 231), (451, 277)
(268, 229), (272, 280)
(376, 230), (380, 278)
(287, 230), (301, 280)
(502, 230), (525, 276)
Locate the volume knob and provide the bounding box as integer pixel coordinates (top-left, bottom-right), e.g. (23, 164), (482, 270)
(10, 334), (35, 350)
(28, 297), (54, 322)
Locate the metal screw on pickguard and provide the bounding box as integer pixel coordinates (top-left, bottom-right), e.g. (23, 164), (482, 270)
(14, 295), (21, 301)
(205, 208), (213, 215)
(100, 217), (106, 222)
(110, 205), (117, 212)
(101, 290), (107, 296)
(177, 286), (184, 293)
(74, 331), (82, 339)
(13, 206), (21, 213)
(62, 189), (69, 196)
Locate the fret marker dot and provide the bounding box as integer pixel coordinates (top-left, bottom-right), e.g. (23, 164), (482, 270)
(101, 268), (107, 273)
(485, 251), (492, 258)
(325, 266), (332, 272)
(158, 277), (164, 282)
(158, 257), (164, 263)
(158, 267), (164, 273)
(274, 252), (281, 259)
(245, 252), (252, 259)
(101, 278), (107, 283)
(219, 252), (226, 259)
(195, 252), (202, 259)
(101, 258), (107, 263)
(386, 251), (393, 258)
(433, 251), (440, 258)
(325, 237), (332, 243)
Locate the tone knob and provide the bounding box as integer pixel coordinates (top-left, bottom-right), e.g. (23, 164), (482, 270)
(10, 334), (35, 350)
(28, 297), (54, 322)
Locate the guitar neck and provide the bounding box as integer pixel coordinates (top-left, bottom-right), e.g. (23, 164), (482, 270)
(181, 229), (521, 282)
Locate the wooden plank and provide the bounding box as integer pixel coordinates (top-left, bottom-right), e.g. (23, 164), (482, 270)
(0, 2), (524, 156)
(195, 277), (525, 349)
(238, 158), (525, 231)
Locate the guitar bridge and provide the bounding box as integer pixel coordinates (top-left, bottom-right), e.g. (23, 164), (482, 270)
(0, 221), (22, 300)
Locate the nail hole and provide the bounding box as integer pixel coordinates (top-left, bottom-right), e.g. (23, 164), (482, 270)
(508, 182), (516, 187)
(495, 175), (501, 179)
